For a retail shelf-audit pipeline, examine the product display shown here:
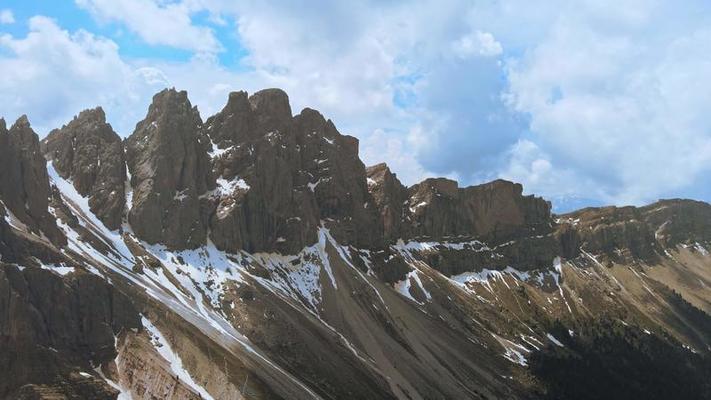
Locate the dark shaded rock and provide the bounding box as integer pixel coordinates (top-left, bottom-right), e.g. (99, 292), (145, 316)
(42, 107), (126, 230)
(0, 201), (66, 266)
(0, 264), (140, 398)
(204, 90), (379, 253)
(641, 199), (711, 246)
(366, 163), (409, 242)
(558, 205), (659, 261)
(556, 199), (711, 261)
(0, 116), (64, 245)
(125, 88), (214, 249)
(292, 108), (380, 248)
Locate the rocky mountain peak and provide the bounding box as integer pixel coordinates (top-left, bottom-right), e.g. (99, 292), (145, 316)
(248, 88), (292, 121)
(42, 106), (126, 229)
(125, 88), (213, 249)
(366, 163), (408, 241)
(0, 116), (64, 245)
(11, 114), (31, 130)
(76, 106), (106, 122)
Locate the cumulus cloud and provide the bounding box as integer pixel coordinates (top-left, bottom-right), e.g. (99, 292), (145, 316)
(504, 2), (711, 204)
(451, 31), (502, 58)
(75, 0), (221, 54)
(0, 9), (14, 24)
(0, 16), (176, 135)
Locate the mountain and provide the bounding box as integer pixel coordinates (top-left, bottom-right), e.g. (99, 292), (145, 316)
(1, 88), (710, 400)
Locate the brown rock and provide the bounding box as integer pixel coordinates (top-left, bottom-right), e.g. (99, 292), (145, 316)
(366, 163), (409, 242)
(204, 90), (379, 253)
(125, 88), (214, 249)
(0, 116), (64, 245)
(0, 264), (140, 398)
(42, 107), (126, 230)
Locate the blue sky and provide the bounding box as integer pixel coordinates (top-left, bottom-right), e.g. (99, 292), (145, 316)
(2, 0), (711, 212)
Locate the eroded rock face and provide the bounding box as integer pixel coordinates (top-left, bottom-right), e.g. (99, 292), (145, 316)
(204, 89), (379, 253)
(42, 107), (126, 230)
(0, 117), (64, 245)
(642, 199), (711, 246)
(406, 178), (552, 241)
(0, 264), (140, 398)
(557, 199), (711, 262)
(125, 89), (214, 249)
(366, 163), (408, 242)
(366, 168), (553, 244)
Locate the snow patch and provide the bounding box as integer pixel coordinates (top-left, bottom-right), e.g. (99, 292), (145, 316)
(546, 333), (565, 347)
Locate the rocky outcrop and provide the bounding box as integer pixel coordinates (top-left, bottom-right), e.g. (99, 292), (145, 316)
(365, 167), (553, 245)
(125, 89), (214, 249)
(641, 199), (711, 247)
(204, 89), (379, 253)
(0, 264), (140, 398)
(42, 107), (126, 229)
(406, 178), (552, 241)
(366, 163), (409, 242)
(0, 117), (64, 245)
(292, 108), (379, 248)
(557, 199), (711, 262)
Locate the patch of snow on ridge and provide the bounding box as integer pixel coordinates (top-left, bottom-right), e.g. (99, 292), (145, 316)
(450, 267), (534, 293)
(317, 228), (338, 289)
(143, 240), (244, 312)
(41, 263), (75, 276)
(208, 138), (233, 159)
(492, 333), (529, 366)
(0, 200), (29, 232)
(215, 177), (250, 195)
(94, 364), (130, 399)
(125, 164), (133, 213)
(142, 316), (215, 400)
(693, 242), (709, 256)
(250, 250), (323, 311)
(394, 271), (432, 304)
(394, 239), (490, 254)
(546, 333), (565, 347)
(47, 161), (135, 263)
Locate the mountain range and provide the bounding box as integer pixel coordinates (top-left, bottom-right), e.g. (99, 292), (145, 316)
(1, 88), (710, 399)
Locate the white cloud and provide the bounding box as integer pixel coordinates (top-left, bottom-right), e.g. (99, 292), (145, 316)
(0, 16), (166, 135)
(75, 0), (221, 53)
(0, 9), (14, 24)
(451, 31), (502, 58)
(498, 139), (600, 201)
(504, 6), (711, 204)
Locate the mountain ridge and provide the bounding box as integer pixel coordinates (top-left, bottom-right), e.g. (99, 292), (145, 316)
(1, 87), (711, 399)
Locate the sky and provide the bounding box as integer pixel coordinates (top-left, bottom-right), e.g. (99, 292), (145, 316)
(2, 0), (711, 212)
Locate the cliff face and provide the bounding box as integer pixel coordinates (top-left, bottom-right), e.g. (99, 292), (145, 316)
(1, 88), (711, 400)
(125, 89), (214, 249)
(42, 107), (126, 230)
(205, 89), (379, 254)
(557, 198), (711, 263)
(0, 264), (140, 399)
(0, 117), (64, 246)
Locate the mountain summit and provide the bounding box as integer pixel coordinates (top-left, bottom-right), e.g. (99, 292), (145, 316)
(1, 88), (710, 399)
